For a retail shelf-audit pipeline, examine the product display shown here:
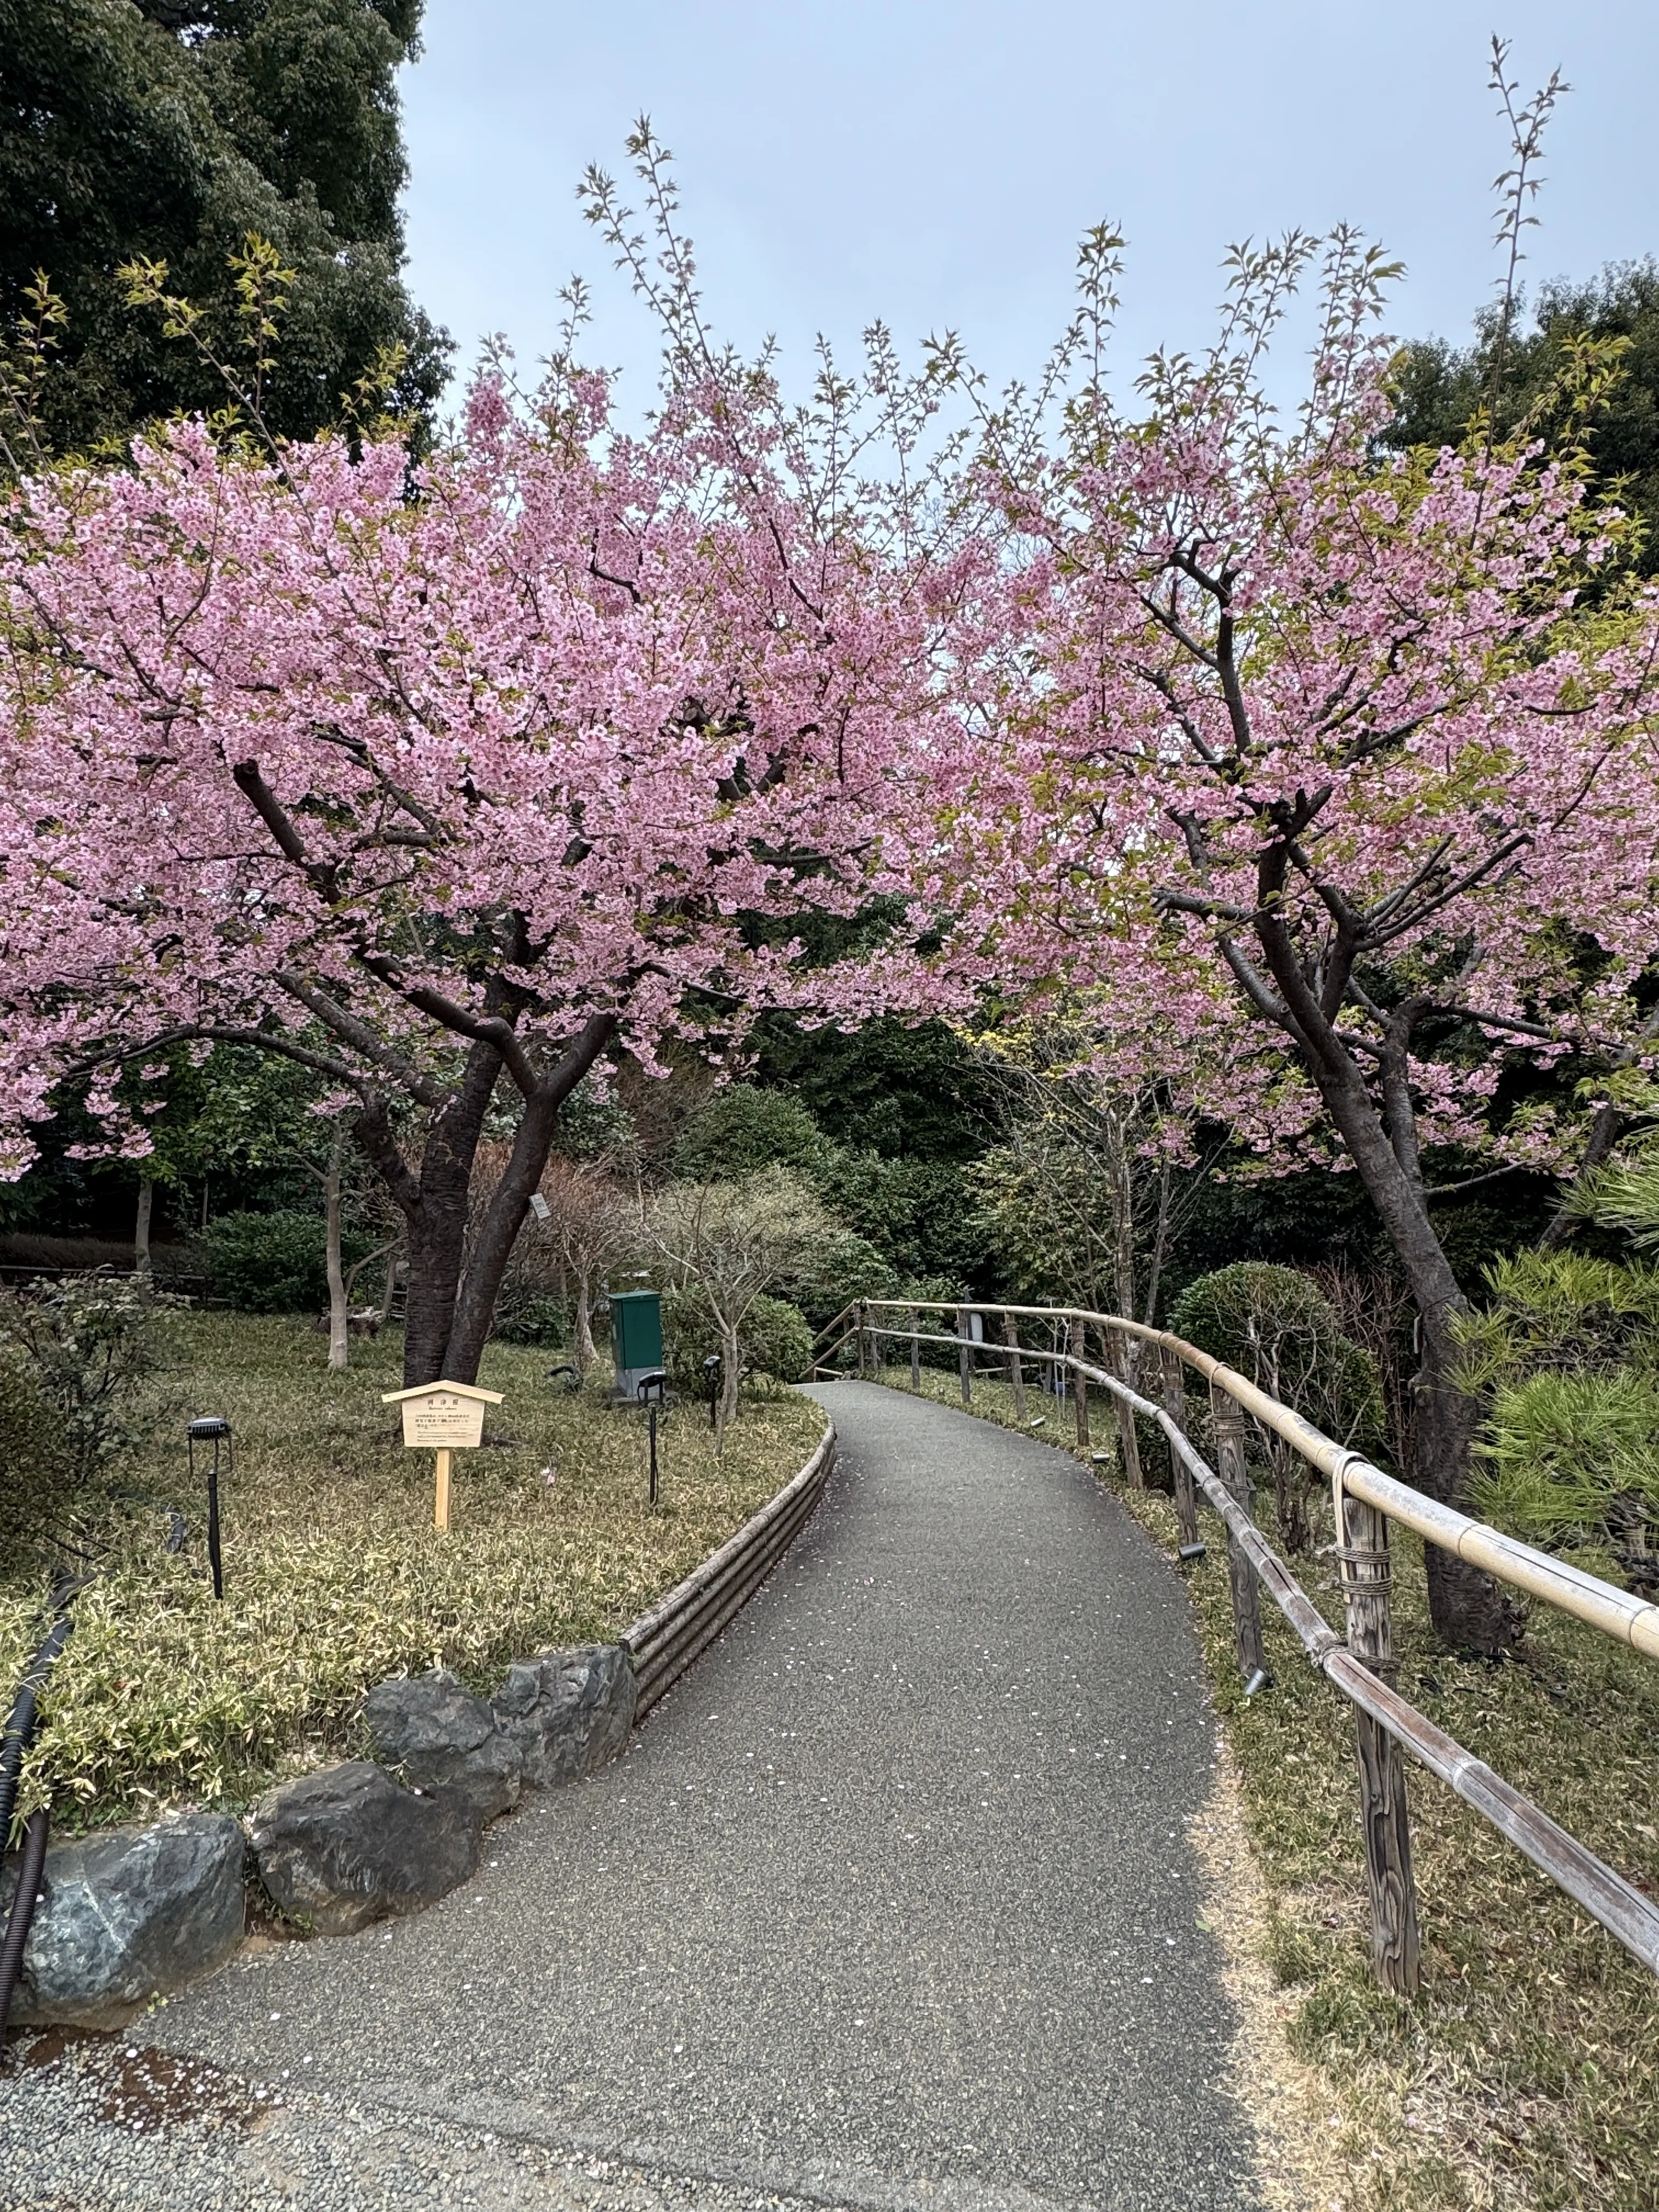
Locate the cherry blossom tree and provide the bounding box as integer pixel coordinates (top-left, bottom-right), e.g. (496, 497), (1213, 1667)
(0, 272), (951, 1386)
(922, 224), (1659, 1649)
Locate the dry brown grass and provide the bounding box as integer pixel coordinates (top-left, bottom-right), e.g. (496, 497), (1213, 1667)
(0, 1314), (823, 1832)
(879, 1358), (1659, 2211)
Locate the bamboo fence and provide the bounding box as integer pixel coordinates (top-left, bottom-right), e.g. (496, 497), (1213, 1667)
(805, 1296), (1659, 1995)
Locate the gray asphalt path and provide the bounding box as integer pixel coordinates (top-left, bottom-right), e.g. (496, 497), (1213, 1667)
(147, 1383), (1259, 2212)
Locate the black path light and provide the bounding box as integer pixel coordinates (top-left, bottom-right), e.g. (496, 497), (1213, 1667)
(187, 1416), (232, 1599)
(635, 1369), (668, 1506)
(701, 1353), (722, 1432)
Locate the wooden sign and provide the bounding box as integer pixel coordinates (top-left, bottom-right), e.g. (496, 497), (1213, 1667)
(381, 1380), (504, 1530)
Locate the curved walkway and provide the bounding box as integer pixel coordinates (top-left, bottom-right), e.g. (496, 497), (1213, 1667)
(42, 1385), (1259, 2211)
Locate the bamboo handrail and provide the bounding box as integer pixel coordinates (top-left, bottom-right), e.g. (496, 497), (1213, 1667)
(845, 1302), (1659, 1982)
(857, 1300), (1659, 1663)
(808, 1301), (858, 1354)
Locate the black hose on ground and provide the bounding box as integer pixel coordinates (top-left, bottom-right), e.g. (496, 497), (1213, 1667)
(0, 1579), (86, 2055)
(0, 1806), (49, 2057)
(0, 1609), (74, 1853)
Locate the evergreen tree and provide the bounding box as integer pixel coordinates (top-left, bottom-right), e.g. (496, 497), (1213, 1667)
(0, 0), (449, 453)
(1385, 260), (1659, 571)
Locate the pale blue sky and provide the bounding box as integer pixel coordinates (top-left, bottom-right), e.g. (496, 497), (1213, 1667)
(399, 2), (1656, 411)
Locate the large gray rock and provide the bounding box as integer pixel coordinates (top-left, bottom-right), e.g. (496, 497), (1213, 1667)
(0, 1812), (245, 2028)
(362, 1669), (520, 1821)
(491, 1644), (635, 1788)
(250, 1761), (479, 1937)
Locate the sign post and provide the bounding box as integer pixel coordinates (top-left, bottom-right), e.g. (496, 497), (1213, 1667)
(380, 1380), (504, 1531)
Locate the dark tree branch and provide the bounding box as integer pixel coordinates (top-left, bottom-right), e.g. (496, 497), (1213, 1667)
(273, 974), (446, 1108)
(231, 759), (341, 903)
(63, 1025), (364, 1091)
(351, 953), (539, 1098)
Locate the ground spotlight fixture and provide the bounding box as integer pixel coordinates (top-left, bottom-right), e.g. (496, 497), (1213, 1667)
(187, 1416), (233, 1600)
(701, 1353), (722, 1431)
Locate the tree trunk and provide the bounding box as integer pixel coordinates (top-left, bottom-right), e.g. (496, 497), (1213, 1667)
(1258, 957), (1522, 1653)
(376, 1245), (400, 1329)
(573, 1267), (596, 1372)
(324, 1140), (348, 1372)
(440, 1014), (619, 1386)
(351, 1034), (517, 1386)
(134, 1178), (153, 1277)
(1413, 1306), (1523, 1651)
(718, 1318), (741, 1443)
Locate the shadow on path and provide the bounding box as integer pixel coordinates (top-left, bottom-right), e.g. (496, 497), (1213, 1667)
(153, 1382), (1260, 2212)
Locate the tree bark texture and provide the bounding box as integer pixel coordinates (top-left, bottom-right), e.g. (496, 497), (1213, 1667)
(573, 1267), (596, 1372)
(1248, 905), (1521, 1653)
(1099, 1324), (1143, 1488)
(134, 1178), (153, 1275)
(1070, 1317), (1091, 1447)
(718, 1319), (741, 1443)
(356, 1012), (618, 1389)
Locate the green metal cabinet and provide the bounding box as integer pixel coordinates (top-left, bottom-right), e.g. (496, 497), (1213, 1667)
(610, 1288), (664, 1399)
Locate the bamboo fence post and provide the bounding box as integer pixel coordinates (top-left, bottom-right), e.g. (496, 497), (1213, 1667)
(1106, 1323), (1143, 1487)
(1338, 1476), (1422, 1997)
(957, 1305), (973, 1406)
(909, 1305), (921, 1391)
(1070, 1316), (1091, 1447)
(857, 1300), (871, 1379)
(1001, 1311), (1027, 1419)
(1161, 1344), (1203, 1555)
(1209, 1384), (1268, 1684)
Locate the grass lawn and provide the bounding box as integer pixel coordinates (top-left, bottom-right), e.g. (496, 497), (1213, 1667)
(1, 1313), (825, 1832)
(874, 1356), (1659, 2212)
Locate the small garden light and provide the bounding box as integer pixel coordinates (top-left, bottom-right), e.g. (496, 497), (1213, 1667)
(186, 1416), (232, 1600)
(701, 1352), (722, 1431)
(635, 1369), (668, 1506)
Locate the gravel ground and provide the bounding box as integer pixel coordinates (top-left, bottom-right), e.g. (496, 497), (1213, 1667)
(4, 1385), (1261, 2212)
(0, 2027), (877, 2212)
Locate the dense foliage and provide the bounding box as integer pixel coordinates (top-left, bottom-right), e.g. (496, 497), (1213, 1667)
(1168, 1262), (1385, 1550)
(0, 0), (448, 454)
(1386, 259), (1659, 572)
(202, 1206), (372, 1313)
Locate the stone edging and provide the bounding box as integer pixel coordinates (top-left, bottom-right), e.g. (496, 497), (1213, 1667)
(3, 1412), (837, 2028)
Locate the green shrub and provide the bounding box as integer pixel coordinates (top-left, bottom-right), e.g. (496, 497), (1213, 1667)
(494, 1293), (573, 1347)
(782, 1228), (897, 1330)
(672, 1086), (831, 1182)
(1168, 1261), (1384, 1551)
(0, 1353), (66, 1562)
(661, 1284), (812, 1393)
(203, 1210), (368, 1313)
(0, 1273), (168, 1494)
(1455, 1246), (1659, 1592)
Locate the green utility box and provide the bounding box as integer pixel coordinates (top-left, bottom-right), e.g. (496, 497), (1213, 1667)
(610, 1288), (664, 1400)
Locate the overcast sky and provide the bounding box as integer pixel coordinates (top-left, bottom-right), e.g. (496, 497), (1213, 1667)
(399, 1), (1656, 414)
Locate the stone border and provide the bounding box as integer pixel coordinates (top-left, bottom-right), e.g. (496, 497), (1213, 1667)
(622, 1417), (836, 1714)
(3, 1413), (836, 2027)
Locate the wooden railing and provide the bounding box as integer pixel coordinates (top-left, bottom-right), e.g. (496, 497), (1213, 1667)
(818, 1296), (1659, 1996)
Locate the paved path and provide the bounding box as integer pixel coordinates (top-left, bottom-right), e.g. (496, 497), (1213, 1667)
(27, 1384), (1261, 2212)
